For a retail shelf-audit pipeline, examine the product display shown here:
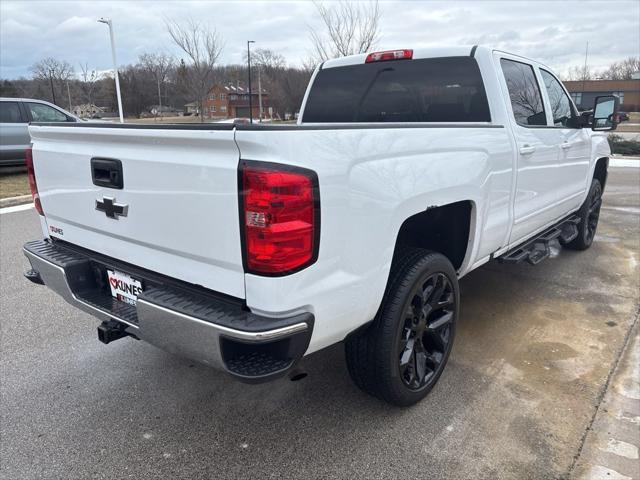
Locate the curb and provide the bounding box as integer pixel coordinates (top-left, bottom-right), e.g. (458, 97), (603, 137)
(0, 195), (32, 208)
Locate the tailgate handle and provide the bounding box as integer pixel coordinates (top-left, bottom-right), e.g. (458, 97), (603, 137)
(91, 158), (123, 189)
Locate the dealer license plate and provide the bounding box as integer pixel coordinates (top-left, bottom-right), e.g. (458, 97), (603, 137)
(107, 269), (143, 306)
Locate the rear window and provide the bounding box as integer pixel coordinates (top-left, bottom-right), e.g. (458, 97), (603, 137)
(302, 57), (490, 123)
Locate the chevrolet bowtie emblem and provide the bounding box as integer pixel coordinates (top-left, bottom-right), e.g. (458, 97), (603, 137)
(95, 197), (128, 219)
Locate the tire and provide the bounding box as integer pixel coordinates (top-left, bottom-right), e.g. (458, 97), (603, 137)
(562, 178), (602, 251)
(345, 247), (459, 407)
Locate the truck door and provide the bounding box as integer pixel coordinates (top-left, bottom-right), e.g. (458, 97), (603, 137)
(538, 68), (591, 210)
(498, 56), (577, 244)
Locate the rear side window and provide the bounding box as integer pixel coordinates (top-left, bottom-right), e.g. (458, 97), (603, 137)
(0, 102), (23, 123)
(27, 103), (68, 122)
(540, 69), (574, 127)
(302, 57), (491, 123)
(500, 59), (546, 126)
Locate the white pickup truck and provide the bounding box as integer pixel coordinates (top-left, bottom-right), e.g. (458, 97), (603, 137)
(23, 46), (619, 406)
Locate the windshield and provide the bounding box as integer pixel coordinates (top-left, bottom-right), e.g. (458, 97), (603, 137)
(302, 56), (490, 123)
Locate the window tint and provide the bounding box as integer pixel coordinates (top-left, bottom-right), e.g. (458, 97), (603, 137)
(0, 102), (23, 123)
(27, 103), (68, 122)
(303, 57), (491, 123)
(500, 59), (546, 126)
(540, 69), (574, 127)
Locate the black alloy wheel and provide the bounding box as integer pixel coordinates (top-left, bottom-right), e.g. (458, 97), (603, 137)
(399, 272), (454, 390)
(585, 181), (602, 245)
(563, 178), (603, 251)
(345, 248), (459, 406)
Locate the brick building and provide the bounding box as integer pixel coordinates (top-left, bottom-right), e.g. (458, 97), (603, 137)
(201, 84), (269, 120)
(563, 79), (640, 111)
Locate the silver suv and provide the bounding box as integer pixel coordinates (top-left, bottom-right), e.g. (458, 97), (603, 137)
(0, 98), (80, 167)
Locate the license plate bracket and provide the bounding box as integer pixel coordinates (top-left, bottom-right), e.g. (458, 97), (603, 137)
(107, 269), (143, 306)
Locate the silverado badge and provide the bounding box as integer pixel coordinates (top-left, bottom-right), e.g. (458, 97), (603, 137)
(95, 197), (128, 219)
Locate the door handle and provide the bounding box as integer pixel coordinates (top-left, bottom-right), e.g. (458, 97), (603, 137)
(560, 141), (571, 150)
(519, 145), (536, 155)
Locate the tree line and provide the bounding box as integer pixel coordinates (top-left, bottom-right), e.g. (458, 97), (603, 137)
(562, 57), (640, 82)
(0, 0), (381, 120)
(0, 52), (314, 121)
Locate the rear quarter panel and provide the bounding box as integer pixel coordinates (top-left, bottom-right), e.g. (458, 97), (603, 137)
(236, 126), (513, 353)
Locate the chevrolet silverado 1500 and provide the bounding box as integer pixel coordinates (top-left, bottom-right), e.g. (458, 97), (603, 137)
(23, 46), (619, 406)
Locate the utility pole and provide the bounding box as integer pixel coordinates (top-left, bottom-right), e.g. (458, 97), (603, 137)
(48, 69), (56, 105)
(66, 80), (72, 112)
(581, 41), (589, 97)
(247, 40), (255, 123)
(157, 76), (162, 122)
(257, 66), (263, 122)
(98, 18), (124, 123)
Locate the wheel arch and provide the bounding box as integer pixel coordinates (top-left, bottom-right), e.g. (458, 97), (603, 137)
(593, 156), (609, 191)
(391, 200), (475, 272)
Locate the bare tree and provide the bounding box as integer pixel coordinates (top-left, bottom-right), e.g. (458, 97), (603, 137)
(243, 48), (286, 74)
(79, 63), (100, 112)
(166, 18), (223, 121)
(31, 57), (74, 106)
(600, 57), (640, 80)
(562, 64), (593, 82)
(139, 53), (175, 119)
(308, 0), (380, 64)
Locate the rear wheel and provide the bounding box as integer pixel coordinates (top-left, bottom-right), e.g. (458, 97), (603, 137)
(562, 178), (602, 250)
(345, 248), (458, 406)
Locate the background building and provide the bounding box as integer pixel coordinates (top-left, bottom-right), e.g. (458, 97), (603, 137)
(72, 103), (104, 118)
(563, 78), (640, 111)
(201, 83), (269, 120)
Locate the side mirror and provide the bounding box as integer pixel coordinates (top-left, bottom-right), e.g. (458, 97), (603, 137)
(591, 95), (620, 131)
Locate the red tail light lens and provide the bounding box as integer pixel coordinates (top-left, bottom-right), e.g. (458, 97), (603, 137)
(25, 148), (44, 216)
(240, 162), (319, 275)
(365, 49), (413, 63)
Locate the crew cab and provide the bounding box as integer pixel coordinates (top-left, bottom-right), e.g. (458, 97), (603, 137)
(23, 46), (619, 406)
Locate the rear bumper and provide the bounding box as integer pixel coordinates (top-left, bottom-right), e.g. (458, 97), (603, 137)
(23, 239), (313, 383)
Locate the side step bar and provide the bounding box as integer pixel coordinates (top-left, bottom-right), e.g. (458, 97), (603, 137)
(499, 215), (581, 265)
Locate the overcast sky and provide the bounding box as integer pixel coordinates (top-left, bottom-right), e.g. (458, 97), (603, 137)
(1, 0), (639, 79)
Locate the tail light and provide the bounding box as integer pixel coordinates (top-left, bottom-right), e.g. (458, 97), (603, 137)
(25, 148), (44, 216)
(240, 161), (319, 275)
(365, 49), (413, 63)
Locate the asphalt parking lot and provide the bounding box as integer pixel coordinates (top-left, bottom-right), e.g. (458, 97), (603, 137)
(1, 167), (638, 480)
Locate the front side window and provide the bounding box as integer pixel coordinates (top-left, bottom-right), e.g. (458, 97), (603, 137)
(500, 59), (546, 126)
(27, 103), (68, 122)
(303, 56), (491, 123)
(0, 101), (22, 123)
(540, 69), (574, 127)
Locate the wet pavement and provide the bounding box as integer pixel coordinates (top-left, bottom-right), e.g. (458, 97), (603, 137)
(1, 167), (639, 480)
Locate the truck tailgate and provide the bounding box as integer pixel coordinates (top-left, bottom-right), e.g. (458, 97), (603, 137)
(28, 125), (245, 299)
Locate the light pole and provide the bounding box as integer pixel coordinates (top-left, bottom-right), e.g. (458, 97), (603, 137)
(98, 18), (124, 123)
(247, 40), (255, 123)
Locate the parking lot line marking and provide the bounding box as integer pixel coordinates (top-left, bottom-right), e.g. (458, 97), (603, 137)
(583, 465), (633, 480)
(603, 438), (639, 460)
